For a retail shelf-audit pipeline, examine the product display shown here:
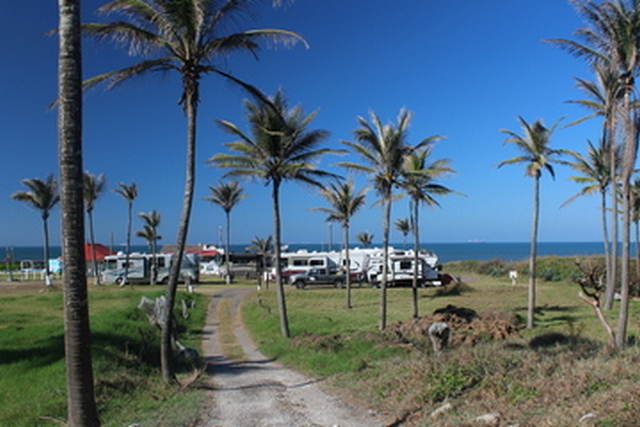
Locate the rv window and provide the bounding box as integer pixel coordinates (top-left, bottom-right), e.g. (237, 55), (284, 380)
(309, 259), (324, 266)
(157, 257), (166, 268)
(399, 260), (412, 270)
(292, 259), (308, 266)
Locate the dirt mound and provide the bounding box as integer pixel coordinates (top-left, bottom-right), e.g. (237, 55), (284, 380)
(387, 305), (520, 347)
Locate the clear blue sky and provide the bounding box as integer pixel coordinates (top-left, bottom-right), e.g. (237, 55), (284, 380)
(1, 0), (608, 249)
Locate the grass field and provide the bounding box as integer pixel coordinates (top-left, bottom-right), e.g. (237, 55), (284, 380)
(241, 265), (640, 426)
(3, 259), (640, 426)
(0, 282), (210, 427)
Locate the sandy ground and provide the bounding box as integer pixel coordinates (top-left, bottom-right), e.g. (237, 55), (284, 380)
(200, 287), (392, 427)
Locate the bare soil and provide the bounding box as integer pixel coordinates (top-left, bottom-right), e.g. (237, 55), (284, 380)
(200, 287), (392, 427)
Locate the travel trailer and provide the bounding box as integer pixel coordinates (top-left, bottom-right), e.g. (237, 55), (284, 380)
(102, 252), (199, 285)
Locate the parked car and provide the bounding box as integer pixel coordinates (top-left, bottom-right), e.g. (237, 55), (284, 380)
(288, 268), (360, 289)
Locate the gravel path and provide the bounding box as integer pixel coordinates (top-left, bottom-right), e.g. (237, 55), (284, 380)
(201, 287), (391, 427)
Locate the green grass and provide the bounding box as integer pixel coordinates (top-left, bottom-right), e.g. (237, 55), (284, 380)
(0, 284), (208, 427)
(241, 268), (640, 426)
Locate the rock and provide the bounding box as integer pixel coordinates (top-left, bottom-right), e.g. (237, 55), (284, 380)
(430, 402), (452, 418)
(475, 412), (501, 425)
(428, 322), (450, 354)
(578, 413), (598, 424)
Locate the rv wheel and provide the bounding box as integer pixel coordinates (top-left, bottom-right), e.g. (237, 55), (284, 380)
(115, 277), (124, 285)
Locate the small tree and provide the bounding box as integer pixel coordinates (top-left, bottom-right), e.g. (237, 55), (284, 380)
(11, 174), (60, 286)
(83, 172), (107, 285)
(113, 181), (138, 286)
(137, 211), (162, 285)
(313, 180), (367, 308)
(394, 218), (411, 249)
(204, 180), (248, 284)
(246, 235), (273, 288)
(356, 231), (374, 248)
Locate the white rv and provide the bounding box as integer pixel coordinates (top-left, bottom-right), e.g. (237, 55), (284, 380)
(102, 252), (199, 285)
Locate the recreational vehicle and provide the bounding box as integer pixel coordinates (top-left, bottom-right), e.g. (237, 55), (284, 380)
(102, 252), (199, 285)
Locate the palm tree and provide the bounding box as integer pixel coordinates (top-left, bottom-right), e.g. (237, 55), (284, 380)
(246, 235), (273, 288)
(563, 141), (620, 302)
(498, 116), (566, 329)
(57, 0), (101, 423)
(113, 181), (138, 286)
(401, 146), (456, 318)
(313, 180), (367, 309)
(11, 174), (60, 286)
(394, 218), (411, 249)
(339, 109), (431, 330)
(356, 231), (374, 248)
(564, 65), (624, 310)
(209, 90), (335, 338)
(137, 210), (162, 285)
(83, 0), (305, 383)
(83, 172), (107, 285)
(548, 0), (640, 348)
(204, 180), (248, 284)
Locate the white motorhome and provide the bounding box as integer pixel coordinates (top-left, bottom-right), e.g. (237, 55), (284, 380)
(275, 246), (440, 286)
(102, 252), (199, 285)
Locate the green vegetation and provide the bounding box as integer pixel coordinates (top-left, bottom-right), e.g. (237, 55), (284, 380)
(0, 285), (208, 427)
(242, 267), (640, 425)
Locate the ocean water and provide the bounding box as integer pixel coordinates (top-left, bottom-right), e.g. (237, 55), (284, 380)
(1, 242), (614, 264)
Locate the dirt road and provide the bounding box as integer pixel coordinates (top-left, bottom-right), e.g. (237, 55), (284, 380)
(201, 287), (391, 427)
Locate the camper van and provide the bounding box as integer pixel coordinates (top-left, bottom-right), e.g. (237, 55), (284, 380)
(102, 252), (199, 285)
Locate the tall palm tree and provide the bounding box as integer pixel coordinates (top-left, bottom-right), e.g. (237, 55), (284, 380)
(394, 218), (411, 249)
(11, 174), (60, 286)
(246, 235), (273, 288)
(204, 180), (248, 284)
(563, 141), (620, 302)
(209, 90), (335, 338)
(313, 180), (367, 309)
(83, 0), (305, 383)
(339, 109), (431, 330)
(498, 116), (566, 329)
(113, 181), (138, 286)
(401, 146), (456, 318)
(83, 172), (107, 285)
(564, 65), (624, 310)
(356, 231), (374, 248)
(57, 0), (101, 423)
(137, 210), (162, 285)
(548, 0), (640, 348)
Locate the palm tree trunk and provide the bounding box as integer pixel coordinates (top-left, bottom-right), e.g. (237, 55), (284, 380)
(344, 222), (352, 309)
(412, 198), (419, 318)
(272, 179), (290, 338)
(225, 211), (231, 284)
(380, 195), (391, 331)
(635, 220), (640, 283)
(616, 95), (637, 348)
(617, 180), (632, 348)
(122, 200), (132, 287)
(161, 82), (198, 385)
(605, 145), (618, 310)
(88, 211), (101, 285)
(42, 214), (52, 286)
(527, 176), (540, 329)
(58, 0), (101, 423)
(600, 189), (611, 300)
